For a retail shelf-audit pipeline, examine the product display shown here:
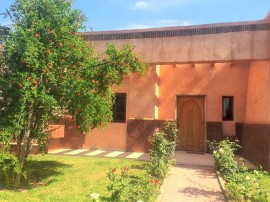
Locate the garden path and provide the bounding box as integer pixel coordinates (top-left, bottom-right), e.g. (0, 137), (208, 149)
(160, 152), (226, 202)
(48, 149), (226, 201)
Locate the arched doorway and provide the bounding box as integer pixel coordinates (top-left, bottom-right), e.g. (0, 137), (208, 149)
(177, 96), (206, 151)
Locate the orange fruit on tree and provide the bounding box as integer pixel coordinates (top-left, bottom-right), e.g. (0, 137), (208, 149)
(33, 80), (38, 85)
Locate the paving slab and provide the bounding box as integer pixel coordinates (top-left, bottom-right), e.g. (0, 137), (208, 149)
(174, 151), (214, 166)
(160, 165), (225, 202)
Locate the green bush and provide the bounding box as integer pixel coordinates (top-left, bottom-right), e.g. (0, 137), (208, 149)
(148, 121), (178, 180)
(208, 139), (240, 180)
(226, 170), (270, 202)
(107, 167), (160, 202)
(209, 139), (270, 202)
(0, 152), (21, 188)
(107, 121), (178, 201)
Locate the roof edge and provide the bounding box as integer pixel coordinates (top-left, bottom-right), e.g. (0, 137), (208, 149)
(80, 19), (269, 36)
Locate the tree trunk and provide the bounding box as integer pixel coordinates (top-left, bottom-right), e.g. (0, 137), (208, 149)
(25, 137), (34, 159)
(15, 103), (34, 188)
(16, 132), (23, 159)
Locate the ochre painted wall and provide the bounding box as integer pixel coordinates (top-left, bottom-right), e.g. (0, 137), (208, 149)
(129, 66), (157, 119)
(245, 61), (270, 123)
(84, 76), (130, 149)
(84, 123), (128, 150)
(88, 23), (270, 64)
(159, 62), (249, 121)
(158, 62), (250, 135)
(84, 67), (157, 149)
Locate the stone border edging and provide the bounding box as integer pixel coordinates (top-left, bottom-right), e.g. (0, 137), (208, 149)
(216, 171), (229, 202)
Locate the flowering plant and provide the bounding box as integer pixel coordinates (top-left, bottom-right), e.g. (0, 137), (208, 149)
(226, 169), (270, 201)
(89, 193), (99, 201)
(107, 167), (160, 202)
(148, 121), (177, 180)
(209, 139), (270, 201)
(208, 139), (240, 180)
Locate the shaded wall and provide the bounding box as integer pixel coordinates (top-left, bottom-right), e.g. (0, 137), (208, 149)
(84, 77), (130, 150)
(48, 67), (158, 151)
(240, 61), (270, 171)
(245, 61), (270, 123)
(126, 119), (165, 152)
(84, 20), (270, 64)
(240, 124), (270, 171)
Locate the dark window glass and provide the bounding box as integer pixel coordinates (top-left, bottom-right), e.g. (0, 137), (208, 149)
(112, 93), (126, 122)
(222, 96), (234, 121)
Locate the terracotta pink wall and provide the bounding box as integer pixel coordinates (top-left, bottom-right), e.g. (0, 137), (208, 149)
(87, 21), (270, 64)
(159, 62), (250, 135)
(84, 77), (130, 149)
(84, 123), (128, 149)
(245, 61), (270, 123)
(84, 67), (157, 149)
(50, 125), (65, 138)
(129, 66), (157, 119)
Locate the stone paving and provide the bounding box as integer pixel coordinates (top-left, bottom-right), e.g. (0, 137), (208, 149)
(160, 152), (225, 202)
(160, 165), (225, 202)
(48, 149), (226, 201)
(48, 148), (150, 160)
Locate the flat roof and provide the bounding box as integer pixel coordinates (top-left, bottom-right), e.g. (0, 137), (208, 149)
(81, 19), (270, 41)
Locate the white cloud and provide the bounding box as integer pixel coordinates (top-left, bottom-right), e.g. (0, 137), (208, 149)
(131, 1), (150, 10)
(129, 0), (212, 11)
(129, 0), (206, 11)
(159, 19), (193, 26)
(119, 19), (193, 30)
(181, 21), (193, 26)
(119, 24), (152, 30)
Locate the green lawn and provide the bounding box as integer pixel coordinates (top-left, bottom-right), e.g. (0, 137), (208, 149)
(0, 155), (147, 202)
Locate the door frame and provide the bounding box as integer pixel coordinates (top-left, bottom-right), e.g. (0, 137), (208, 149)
(175, 95), (207, 152)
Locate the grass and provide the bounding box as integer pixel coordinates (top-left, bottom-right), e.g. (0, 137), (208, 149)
(0, 154), (147, 202)
(238, 169), (270, 189)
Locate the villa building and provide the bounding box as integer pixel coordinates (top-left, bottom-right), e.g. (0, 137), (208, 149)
(49, 12), (270, 171)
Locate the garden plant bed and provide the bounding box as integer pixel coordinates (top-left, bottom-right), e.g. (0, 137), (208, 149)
(209, 139), (270, 202)
(0, 155), (147, 202)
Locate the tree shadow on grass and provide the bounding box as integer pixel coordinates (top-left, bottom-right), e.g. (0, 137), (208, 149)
(99, 196), (114, 201)
(0, 160), (72, 191)
(130, 163), (148, 170)
(22, 160), (72, 189)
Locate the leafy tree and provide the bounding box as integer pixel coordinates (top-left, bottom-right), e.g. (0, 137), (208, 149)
(0, 25), (10, 41)
(0, 0), (147, 187)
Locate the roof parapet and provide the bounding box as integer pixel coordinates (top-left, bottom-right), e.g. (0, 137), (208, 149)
(81, 20), (270, 41)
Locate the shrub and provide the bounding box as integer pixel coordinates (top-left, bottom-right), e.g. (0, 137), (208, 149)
(107, 121), (178, 201)
(107, 167), (160, 202)
(0, 152), (21, 188)
(209, 139), (270, 202)
(148, 121), (178, 180)
(226, 170), (270, 202)
(208, 139), (240, 180)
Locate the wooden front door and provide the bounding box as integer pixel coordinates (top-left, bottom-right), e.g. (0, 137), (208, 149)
(177, 96), (205, 151)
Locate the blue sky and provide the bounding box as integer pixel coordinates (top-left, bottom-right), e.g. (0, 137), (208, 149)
(0, 0), (269, 31)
